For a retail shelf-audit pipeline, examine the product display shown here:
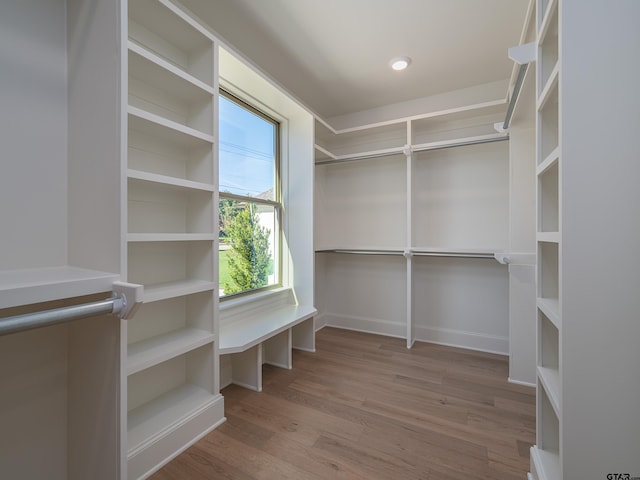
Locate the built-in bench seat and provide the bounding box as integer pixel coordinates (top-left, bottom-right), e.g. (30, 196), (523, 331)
(219, 289), (316, 392)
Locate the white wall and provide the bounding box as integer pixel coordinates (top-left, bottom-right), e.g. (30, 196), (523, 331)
(413, 257), (509, 354)
(561, 1), (640, 476)
(413, 141), (509, 250)
(320, 253), (407, 338)
(0, 324), (68, 479)
(67, 0), (122, 274)
(0, 0), (68, 270)
(315, 155), (407, 250)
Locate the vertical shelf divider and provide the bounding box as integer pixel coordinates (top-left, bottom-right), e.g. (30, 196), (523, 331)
(405, 120), (414, 348)
(532, 0), (561, 478)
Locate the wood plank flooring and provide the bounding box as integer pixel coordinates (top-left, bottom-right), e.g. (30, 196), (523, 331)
(151, 327), (535, 480)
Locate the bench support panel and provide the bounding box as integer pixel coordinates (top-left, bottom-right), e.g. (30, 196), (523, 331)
(292, 317), (315, 352)
(263, 329), (292, 369)
(229, 344), (263, 392)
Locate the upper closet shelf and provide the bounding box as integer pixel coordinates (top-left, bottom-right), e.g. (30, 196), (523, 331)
(127, 234), (216, 242)
(315, 247), (405, 256)
(315, 146), (405, 164)
(0, 266), (119, 309)
(127, 169), (214, 192)
(315, 132), (508, 165)
(128, 107), (214, 146)
(128, 42), (215, 98)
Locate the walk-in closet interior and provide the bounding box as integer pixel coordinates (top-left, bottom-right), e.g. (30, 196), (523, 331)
(1, 0), (638, 479)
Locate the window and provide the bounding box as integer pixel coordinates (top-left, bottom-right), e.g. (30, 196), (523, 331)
(218, 91), (281, 298)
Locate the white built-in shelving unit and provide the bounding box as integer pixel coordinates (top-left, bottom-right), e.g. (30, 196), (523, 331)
(124, 0), (224, 477)
(530, 0), (561, 477)
(530, 1), (640, 478)
(314, 101), (513, 353)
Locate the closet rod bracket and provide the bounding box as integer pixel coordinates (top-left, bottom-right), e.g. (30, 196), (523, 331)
(112, 281), (144, 320)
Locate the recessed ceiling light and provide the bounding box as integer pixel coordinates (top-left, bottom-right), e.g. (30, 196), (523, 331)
(390, 56), (411, 71)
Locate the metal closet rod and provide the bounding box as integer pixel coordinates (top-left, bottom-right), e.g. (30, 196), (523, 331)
(315, 134), (508, 166)
(320, 249), (496, 259)
(502, 63), (529, 131)
(326, 249), (405, 256)
(0, 295), (125, 337)
(410, 252), (495, 259)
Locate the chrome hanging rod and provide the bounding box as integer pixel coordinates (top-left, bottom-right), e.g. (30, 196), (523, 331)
(317, 249), (497, 259)
(502, 63), (529, 131)
(410, 252), (495, 259)
(0, 296), (124, 337)
(0, 282), (144, 337)
(411, 134), (509, 154)
(320, 249), (405, 256)
(314, 134), (509, 166)
(498, 42), (536, 132)
(315, 149), (404, 166)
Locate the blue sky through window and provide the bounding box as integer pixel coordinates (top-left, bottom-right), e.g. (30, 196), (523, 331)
(219, 96), (275, 199)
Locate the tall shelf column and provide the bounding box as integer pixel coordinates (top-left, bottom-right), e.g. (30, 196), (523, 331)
(123, 0), (224, 478)
(531, 1), (640, 478)
(531, 0), (561, 478)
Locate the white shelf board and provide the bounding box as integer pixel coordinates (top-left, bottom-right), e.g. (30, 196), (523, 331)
(314, 133), (508, 166)
(538, 366), (561, 417)
(129, 0), (213, 55)
(127, 383), (217, 455)
(537, 65), (559, 112)
(537, 297), (561, 329)
(530, 445), (561, 480)
(127, 328), (215, 375)
(326, 98), (506, 134)
(537, 147), (559, 176)
(128, 169), (214, 192)
(538, 0), (558, 43)
(0, 266), (119, 309)
(127, 233), (216, 242)
(313, 144), (336, 161)
(129, 40), (215, 103)
(219, 304), (317, 354)
(128, 41), (215, 100)
(316, 145), (405, 165)
(537, 232), (560, 243)
(315, 246), (405, 256)
(143, 280), (215, 303)
(128, 106), (214, 147)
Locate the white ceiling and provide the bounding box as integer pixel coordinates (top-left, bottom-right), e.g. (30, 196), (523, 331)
(182, 0), (530, 120)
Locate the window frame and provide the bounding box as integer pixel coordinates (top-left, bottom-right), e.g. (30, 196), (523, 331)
(218, 89), (283, 300)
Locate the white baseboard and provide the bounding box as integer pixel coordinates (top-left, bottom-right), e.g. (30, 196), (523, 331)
(319, 312), (509, 355)
(322, 312), (406, 339)
(508, 377), (536, 388)
(314, 312), (328, 331)
(414, 325), (509, 355)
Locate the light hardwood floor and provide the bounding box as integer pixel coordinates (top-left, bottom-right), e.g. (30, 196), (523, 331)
(151, 327), (535, 479)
